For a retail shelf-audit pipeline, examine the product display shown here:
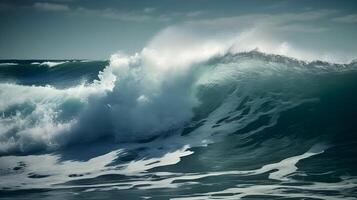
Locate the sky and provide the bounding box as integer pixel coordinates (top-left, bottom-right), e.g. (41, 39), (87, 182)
(0, 0), (357, 61)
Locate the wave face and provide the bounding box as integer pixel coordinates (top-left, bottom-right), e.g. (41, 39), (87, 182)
(0, 51), (357, 199)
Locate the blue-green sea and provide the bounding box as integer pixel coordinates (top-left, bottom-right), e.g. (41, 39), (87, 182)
(0, 51), (357, 199)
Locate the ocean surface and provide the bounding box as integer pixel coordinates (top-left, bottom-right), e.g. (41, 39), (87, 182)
(0, 51), (357, 199)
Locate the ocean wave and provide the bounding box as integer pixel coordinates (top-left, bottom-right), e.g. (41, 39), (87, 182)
(0, 63), (18, 66)
(0, 44), (357, 199)
(0, 26), (357, 155)
(38, 61), (69, 67)
(1, 12), (357, 200)
(0, 48), (356, 156)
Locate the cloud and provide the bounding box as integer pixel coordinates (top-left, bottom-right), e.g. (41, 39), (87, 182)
(0, 2), (14, 11)
(143, 7), (156, 13)
(29, 2), (202, 22)
(332, 14), (357, 23)
(71, 7), (203, 22)
(74, 7), (159, 22)
(185, 11), (204, 17)
(265, 0), (292, 9)
(180, 9), (336, 36)
(277, 24), (329, 33)
(33, 2), (70, 12)
(186, 10), (335, 26)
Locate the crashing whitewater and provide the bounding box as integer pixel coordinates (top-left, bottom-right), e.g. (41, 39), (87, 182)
(0, 32), (357, 199)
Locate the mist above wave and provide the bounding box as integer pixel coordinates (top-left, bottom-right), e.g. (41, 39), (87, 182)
(0, 26), (356, 156)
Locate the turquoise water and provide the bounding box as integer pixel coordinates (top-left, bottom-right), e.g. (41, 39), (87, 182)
(0, 51), (357, 199)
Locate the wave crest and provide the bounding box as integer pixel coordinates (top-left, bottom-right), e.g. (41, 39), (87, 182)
(0, 41), (356, 155)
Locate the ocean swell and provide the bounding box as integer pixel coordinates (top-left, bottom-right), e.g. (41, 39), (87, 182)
(0, 47), (356, 156)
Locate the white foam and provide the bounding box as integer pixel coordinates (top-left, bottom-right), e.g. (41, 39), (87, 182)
(39, 61), (68, 67)
(0, 73), (114, 154)
(70, 148), (342, 194)
(0, 149), (119, 189)
(0, 146), (192, 189)
(0, 63), (18, 66)
(171, 179), (357, 200)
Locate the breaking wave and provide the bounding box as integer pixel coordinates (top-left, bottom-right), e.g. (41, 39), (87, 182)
(1, 35), (357, 199)
(0, 45), (357, 156)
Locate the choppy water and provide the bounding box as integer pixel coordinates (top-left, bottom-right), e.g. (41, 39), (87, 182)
(0, 51), (357, 199)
